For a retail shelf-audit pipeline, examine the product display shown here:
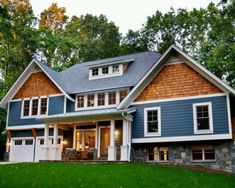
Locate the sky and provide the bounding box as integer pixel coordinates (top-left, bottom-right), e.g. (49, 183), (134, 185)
(30, 0), (220, 35)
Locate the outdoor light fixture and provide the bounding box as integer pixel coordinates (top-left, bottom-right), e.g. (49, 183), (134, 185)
(61, 140), (68, 145)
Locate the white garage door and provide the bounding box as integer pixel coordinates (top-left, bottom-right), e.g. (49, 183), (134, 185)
(35, 137), (63, 161)
(10, 138), (35, 162)
(10, 137), (63, 162)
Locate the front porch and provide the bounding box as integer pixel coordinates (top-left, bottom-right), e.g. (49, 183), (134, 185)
(41, 108), (134, 161)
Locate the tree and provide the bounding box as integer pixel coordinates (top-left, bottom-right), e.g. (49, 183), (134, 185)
(39, 3), (68, 33)
(65, 14), (121, 62)
(142, 2), (235, 88)
(0, 0), (37, 90)
(120, 29), (148, 54)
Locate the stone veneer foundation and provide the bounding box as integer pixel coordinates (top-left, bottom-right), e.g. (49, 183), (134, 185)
(131, 140), (235, 173)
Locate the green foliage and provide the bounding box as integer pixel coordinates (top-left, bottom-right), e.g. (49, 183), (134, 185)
(0, 163), (234, 187)
(120, 29), (148, 54)
(142, 2), (235, 87)
(66, 14), (121, 63)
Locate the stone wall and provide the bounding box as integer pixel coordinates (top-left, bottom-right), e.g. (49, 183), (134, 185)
(131, 141), (235, 173)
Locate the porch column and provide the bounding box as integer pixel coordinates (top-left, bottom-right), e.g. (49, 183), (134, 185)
(108, 120), (116, 161)
(121, 119), (129, 161)
(53, 124), (58, 160)
(44, 124), (50, 160)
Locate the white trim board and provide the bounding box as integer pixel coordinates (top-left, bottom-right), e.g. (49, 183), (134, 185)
(118, 45), (235, 109)
(131, 93), (226, 106)
(193, 102), (213, 134)
(6, 124), (45, 130)
(132, 134), (232, 143)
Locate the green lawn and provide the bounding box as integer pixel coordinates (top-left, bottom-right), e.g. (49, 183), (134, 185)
(0, 163), (234, 188)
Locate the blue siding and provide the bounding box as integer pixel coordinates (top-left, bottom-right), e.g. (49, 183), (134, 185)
(131, 96), (229, 138)
(8, 101), (43, 126)
(8, 95), (65, 126)
(48, 96), (65, 115)
(66, 98), (75, 113)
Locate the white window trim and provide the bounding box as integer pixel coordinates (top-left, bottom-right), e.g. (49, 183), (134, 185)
(89, 64), (123, 80)
(75, 89), (128, 111)
(147, 147), (169, 162)
(21, 97), (48, 119)
(193, 102), (213, 134)
(192, 146), (216, 162)
(144, 107), (161, 137)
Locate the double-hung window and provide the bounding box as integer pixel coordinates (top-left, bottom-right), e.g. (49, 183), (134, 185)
(87, 95), (95, 107)
(23, 100), (30, 117)
(31, 99), (39, 116)
(22, 97), (48, 118)
(192, 145), (215, 162)
(120, 90), (128, 102)
(193, 102), (213, 134)
(77, 96), (84, 108)
(108, 92), (116, 105)
(144, 107), (161, 136)
(98, 93), (105, 106)
(40, 98), (47, 115)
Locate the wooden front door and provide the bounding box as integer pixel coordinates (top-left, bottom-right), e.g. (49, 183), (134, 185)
(100, 127), (110, 158)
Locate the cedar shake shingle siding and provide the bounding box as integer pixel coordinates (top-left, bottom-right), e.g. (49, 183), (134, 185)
(135, 63), (222, 102)
(13, 72), (61, 99)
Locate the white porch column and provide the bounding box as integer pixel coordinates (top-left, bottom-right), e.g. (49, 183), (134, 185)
(53, 124), (59, 160)
(44, 124), (50, 160)
(108, 120), (116, 161)
(121, 119), (129, 161)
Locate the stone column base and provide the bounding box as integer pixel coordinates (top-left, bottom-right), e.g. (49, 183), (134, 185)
(108, 146), (116, 161)
(120, 145), (129, 161)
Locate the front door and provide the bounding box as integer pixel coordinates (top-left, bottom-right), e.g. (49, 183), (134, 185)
(100, 127), (110, 158)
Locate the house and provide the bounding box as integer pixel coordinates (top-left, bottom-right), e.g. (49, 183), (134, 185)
(0, 45), (235, 172)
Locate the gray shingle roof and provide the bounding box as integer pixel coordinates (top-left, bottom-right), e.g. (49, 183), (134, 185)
(38, 51), (161, 94)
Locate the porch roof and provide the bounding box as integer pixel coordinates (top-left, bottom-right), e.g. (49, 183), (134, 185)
(38, 108), (136, 123)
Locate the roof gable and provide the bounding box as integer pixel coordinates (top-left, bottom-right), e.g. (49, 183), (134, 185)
(118, 45), (235, 109)
(0, 60), (74, 109)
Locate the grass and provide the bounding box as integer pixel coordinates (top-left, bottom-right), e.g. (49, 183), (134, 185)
(0, 163), (234, 188)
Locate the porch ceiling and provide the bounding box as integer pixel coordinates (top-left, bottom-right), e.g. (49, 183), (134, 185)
(37, 108), (136, 124)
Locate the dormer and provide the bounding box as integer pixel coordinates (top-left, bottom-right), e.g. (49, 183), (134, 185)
(88, 58), (135, 80)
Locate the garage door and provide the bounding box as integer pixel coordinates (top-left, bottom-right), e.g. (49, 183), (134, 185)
(10, 138), (35, 162)
(35, 137), (63, 161)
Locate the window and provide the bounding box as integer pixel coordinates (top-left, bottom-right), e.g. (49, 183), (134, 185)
(77, 96), (84, 108)
(25, 139), (33, 145)
(40, 139), (44, 145)
(112, 65), (119, 73)
(120, 90), (128, 102)
(15, 140), (22, 145)
(144, 107), (161, 136)
(92, 68), (99, 76)
(31, 99), (39, 116)
(98, 93), (105, 106)
(148, 147), (169, 161)
(102, 67), (109, 74)
(87, 95), (95, 107)
(108, 92), (116, 105)
(76, 130), (96, 151)
(40, 98), (47, 115)
(193, 102), (213, 134)
(23, 100), (30, 116)
(192, 146), (215, 162)
(159, 147), (169, 161)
